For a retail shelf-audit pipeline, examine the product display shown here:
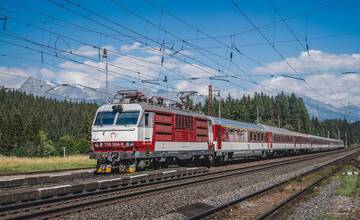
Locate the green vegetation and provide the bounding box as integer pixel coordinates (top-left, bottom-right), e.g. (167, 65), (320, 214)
(0, 88), (358, 158)
(336, 173), (359, 196)
(0, 155), (96, 174)
(0, 88), (97, 157)
(195, 92), (358, 144)
(316, 215), (342, 220)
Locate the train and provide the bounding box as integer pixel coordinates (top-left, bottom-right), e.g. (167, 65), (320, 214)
(90, 91), (344, 173)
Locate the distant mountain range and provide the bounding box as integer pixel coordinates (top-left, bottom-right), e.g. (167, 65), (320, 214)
(19, 77), (359, 121)
(303, 96), (360, 122)
(20, 78), (113, 103)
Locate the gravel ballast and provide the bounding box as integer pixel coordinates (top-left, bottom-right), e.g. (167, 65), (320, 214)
(58, 152), (348, 220)
(290, 179), (341, 220)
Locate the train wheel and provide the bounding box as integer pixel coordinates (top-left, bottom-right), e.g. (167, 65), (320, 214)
(118, 163), (128, 173)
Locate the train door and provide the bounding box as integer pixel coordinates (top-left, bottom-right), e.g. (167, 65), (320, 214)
(216, 125), (222, 150)
(266, 132), (272, 152)
(208, 120), (213, 151)
(140, 111), (153, 142)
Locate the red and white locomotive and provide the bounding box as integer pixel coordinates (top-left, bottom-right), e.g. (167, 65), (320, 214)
(90, 91), (344, 173)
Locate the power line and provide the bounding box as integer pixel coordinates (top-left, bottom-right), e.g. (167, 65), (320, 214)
(230, 0), (346, 116)
(191, 31), (360, 50)
(142, 0), (277, 95)
(0, 6), (249, 95)
(48, 0), (220, 77)
(0, 4), (210, 92)
(46, 0), (256, 94)
(145, 0), (347, 42)
(60, 0), (266, 94)
(266, 0), (346, 111)
(0, 36), (178, 94)
(109, 0), (235, 74)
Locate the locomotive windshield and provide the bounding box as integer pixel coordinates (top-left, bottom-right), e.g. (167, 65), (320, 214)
(116, 111), (140, 125)
(94, 111), (140, 126)
(94, 111), (117, 126)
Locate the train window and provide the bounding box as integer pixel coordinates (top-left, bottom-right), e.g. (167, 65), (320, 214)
(94, 111), (117, 126)
(230, 129), (234, 137)
(254, 132), (257, 142)
(249, 131), (253, 142)
(145, 113), (149, 127)
(116, 111), (140, 125)
(239, 130), (244, 142)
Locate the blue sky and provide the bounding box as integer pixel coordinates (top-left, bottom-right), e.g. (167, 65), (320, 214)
(0, 0), (360, 116)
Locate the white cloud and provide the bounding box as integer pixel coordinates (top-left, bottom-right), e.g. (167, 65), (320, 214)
(120, 42), (143, 52)
(4, 43), (359, 111)
(70, 45), (115, 58)
(253, 50), (360, 74)
(175, 80), (208, 95)
(0, 43), (214, 94)
(253, 73), (360, 108)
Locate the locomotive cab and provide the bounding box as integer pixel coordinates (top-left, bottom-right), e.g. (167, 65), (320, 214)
(91, 103), (154, 173)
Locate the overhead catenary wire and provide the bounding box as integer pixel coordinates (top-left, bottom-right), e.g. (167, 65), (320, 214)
(266, 0), (344, 111)
(1, 0), (284, 97)
(145, 0), (347, 42)
(141, 0), (277, 95)
(230, 0), (347, 116)
(109, 0), (237, 74)
(0, 37), (180, 94)
(45, 0), (256, 93)
(0, 3), (211, 92)
(0, 7), (246, 97)
(1, 29), (171, 87)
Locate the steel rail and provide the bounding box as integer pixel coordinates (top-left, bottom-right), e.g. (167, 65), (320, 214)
(186, 149), (359, 220)
(255, 150), (360, 220)
(0, 149), (353, 220)
(0, 149), (344, 209)
(0, 149), (346, 190)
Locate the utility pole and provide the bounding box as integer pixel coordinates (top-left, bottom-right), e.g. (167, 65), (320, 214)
(208, 85), (222, 117)
(103, 48), (108, 90)
(218, 94), (221, 118)
(208, 85), (212, 116)
(338, 130), (340, 140)
(345, 131), (348, 147)
(278, 114), (280, 128)
(327, 130), (330, 138)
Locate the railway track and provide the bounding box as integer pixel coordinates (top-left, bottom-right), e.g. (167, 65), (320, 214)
(0, 148), (356, 220)
(185, 149), (360, 220)
(0, 149), (347, 190)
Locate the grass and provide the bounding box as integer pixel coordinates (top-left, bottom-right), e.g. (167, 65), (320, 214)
(0, 155), (96, 174)
(336, 171), (359, 196)
(316, 215), (343, 220)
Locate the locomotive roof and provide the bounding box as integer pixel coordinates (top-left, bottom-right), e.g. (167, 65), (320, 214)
(97, 103), (207, 119)
(139, 103), (207, 118)
(208, 116), (341, 142)
(208, 116), (265, 131)
(259, 124), (298, 136)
